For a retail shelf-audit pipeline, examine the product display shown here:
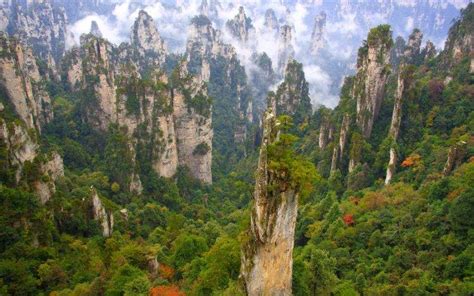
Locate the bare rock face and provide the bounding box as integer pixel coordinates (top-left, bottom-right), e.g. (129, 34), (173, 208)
(0, 33), (52, 132)
(7, 1), (71, 75)
(310, 12), (327, 54)
(274, 59), (312, 122)
(353, 25), (392, 139)
(79, 34), (117, 131)
(403, 29), (423, 64)
(443, 141), (467, 176)
(263, 9), (279, 36)
(440, 3), (473, 70)
(226, 6), (254, 43)
(278, 25), (295, 74)
(33, 152), (64, 204)
(89, 20), (103, 38)
(90, 188), (114, 237)
(330, 113), (350, 173)
(241, 108), (296, 296)
(131, 10), (167, 72)
(0, 119), (39, 183)
(421, 40), (437, 61)
(385, 67), (406, 184)
(199, 0), (221, 19)
(186, 15), (252, 143)
(173, 62), (213, 184)
(63, 32), (213, 184)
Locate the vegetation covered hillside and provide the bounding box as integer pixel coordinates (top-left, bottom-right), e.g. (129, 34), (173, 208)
(0, 2), (472, 296)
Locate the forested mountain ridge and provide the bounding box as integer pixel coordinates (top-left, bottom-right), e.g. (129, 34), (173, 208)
(0, 2), (473, 296)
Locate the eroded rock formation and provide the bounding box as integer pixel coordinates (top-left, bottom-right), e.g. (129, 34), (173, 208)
(241, 108), (296, 296)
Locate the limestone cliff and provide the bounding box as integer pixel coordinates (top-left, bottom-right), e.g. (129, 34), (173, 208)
(186, 15), (252, 144)
(263, 9), (279, 36)
(6, 1), (71, 76)
(330, 113), (350, 174)
(274, 59), (312, 123)
(310, 12), (327, 54)
(277, 25), (295, 75)
(353, 25), (392, 139)
(403, 29), (423, 64)
(89, 20), (103, 38)
(226, 6), (254, 43)
(90, 188), (114, 237)
(440, 3), (473, 70)
(241, 108), (296, 296)
(62, 21), (213, 184)
(0, 33), (53, 132)
(385, 66), (408, 184)
(131, 10), (167, 72)
(33, 152), (64, 203)
(172, 62), (213, 184)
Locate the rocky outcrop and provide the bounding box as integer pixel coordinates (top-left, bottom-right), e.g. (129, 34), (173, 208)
(241, 108), (296, 296)
(274, 59), (312, 122)
(384, 67), (406, 184)
(90, 188), (114, 237)
(172, 62), (213, 184)
(79, 34), (117, 131)
(0, 119), (38, 183)
(353, 25), (392, 139)
(63, 28), (212, 184)
(330, 113), (350, 173)
(440, 3), (473, 70)
(89, 20), (103, 38)
(199, 0), (221, 19)
(277, 25), (295, 74)
(443, 141), (468, 176)
(390, 36), (406, 71)
(263, 9), (279, 36)
(131, 10), (167, 72)
(226, 6), (254, 43)
(7, 1), (71, 75)
(421, 40), (436, 61)
(0, 33), (52, 132)
(403, 29), (423, 64)
(33, 152), (64, 203)
(186, 15), (252, 143)
(310, 12), (327, 54)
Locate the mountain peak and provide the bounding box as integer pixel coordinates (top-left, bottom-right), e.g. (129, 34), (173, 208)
(89, 20), (102, 38)
(131, 9), (166, 68)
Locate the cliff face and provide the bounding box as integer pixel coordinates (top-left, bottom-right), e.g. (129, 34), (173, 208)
(226, 6), (254, 43)
(131, 10), (167, 72)
(0, 32), (53, 132)
(330, 113), (350, 173)
(274, 59), (312, 123)
(263, 9), (279, 36)
(60, 13), (213, 184)
(353, 25), (392, 139)
(241, 109), (296, 296)
(440, 4), (473, 70)
(172, 63), (213, 184)
(277, 25), (295, 74)
(90, 188), (114, 237)
(7, 1), (71, 76)
(310, 12), (327, 54)
(0, 34), (63, 202)
(186, 15), (252, 147)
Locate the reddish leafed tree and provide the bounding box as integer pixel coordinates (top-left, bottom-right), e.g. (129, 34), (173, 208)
(343, 214), (355, 226)
(401, 154), (421, 168)
(159, 264), (175, 280)
(150, 285), (185, 296)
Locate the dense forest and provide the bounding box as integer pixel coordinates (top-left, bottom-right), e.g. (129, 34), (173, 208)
(0, 1), (473, 295)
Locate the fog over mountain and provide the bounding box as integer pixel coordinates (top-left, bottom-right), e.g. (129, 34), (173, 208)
(62, 0), (470, 107)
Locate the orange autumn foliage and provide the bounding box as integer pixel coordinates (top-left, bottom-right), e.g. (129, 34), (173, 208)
(159, 264), (175, 280)
(150, 285), (185, 296)
(343, 214), (355, 226)
(401, 154), (421, 168)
